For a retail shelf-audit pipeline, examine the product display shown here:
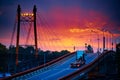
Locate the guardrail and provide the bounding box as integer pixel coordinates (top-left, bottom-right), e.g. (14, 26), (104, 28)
(1, 52), (75, 80)
(59, 50), (114, 80)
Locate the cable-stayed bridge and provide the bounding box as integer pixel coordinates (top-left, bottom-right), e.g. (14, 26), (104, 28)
(0, 5), (116, 80)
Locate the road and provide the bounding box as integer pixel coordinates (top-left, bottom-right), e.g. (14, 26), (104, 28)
(25, 53), (98, 80)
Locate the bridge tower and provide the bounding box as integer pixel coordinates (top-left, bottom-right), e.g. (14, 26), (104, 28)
(16, 5), (38, 65)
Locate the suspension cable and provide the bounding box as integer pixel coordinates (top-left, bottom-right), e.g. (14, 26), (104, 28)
(10, 15), (17, 46)
(37, 13), (67, 51)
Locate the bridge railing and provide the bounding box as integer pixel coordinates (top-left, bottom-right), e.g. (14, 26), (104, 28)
(2, 52), (75, 80)
(59, 51), (114, 80)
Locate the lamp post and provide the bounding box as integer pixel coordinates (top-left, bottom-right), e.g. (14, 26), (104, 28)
(85, 43), (87, 51)
(111, 33), (113, 50)
(91, 30), (100, 53)
(103, 29), (106, 51)
(109, 32), (113, 50)
(97, 33), (100, 53)
(74, 46), (75, 52)
(106, 31), (109, 50)
(73, 46), (77, 60)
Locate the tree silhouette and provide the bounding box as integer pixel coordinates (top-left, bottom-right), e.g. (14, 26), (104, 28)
(0, 43), (8, 76)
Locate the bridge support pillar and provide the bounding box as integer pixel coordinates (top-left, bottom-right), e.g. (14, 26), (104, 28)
(16, 5), (21, 66)
(33, 5), (38, 58)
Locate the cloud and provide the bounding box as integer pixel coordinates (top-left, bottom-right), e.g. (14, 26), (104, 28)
(49, 38), (61, 41)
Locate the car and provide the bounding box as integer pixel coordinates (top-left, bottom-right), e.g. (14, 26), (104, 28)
(70, 60), (85, 68)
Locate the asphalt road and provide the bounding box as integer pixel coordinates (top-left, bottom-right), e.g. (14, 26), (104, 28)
(26, 53), (98, 80)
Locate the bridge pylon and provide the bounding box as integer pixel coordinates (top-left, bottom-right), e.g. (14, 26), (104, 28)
(16, 5), (38, 66)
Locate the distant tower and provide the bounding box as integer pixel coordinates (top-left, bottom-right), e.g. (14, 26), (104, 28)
(16, 5), (38, 65)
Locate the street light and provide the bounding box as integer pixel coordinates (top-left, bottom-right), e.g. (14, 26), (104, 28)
(97, 33), (100, 53)
(111, 33), (114, 50)
(109, 32), (113, 50)
(106, 31), (110, 50)
(102, 29), (106, 51)
(91, 30), (100, 53)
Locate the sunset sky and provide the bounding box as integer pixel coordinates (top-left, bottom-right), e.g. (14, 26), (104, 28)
(0, 0), (120, 52)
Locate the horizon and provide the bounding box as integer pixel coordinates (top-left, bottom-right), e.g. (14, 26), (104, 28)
(0, 0), (120, 52)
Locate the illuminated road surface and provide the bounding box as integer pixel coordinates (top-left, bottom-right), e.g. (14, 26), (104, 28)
(27, 53), (98, 80)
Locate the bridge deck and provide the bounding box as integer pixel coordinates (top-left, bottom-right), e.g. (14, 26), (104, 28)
(25, 53), (98, 80)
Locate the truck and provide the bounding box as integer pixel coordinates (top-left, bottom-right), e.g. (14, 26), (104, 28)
(70, 50), (86, 68)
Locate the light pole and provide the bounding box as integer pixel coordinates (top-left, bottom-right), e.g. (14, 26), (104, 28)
(91, 30), (100, 53)
(109, 32), (113, 50)
(74, 46), (75, 52)
(106, 31), (109, 50)
(73, 46), (77, 60)
(85, 43), (87, 51)
(97, 33), (100, 53)
(111, 33), (113, 50)
(103, 30), (106, 51)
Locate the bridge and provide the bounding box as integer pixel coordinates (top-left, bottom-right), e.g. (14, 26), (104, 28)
(0, 5), (117, 80)
(2, 50), (116, 80)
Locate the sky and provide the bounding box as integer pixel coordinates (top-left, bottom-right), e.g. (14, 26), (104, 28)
(0, 0), (120, 52)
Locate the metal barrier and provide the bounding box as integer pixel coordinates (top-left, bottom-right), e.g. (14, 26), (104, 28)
(1, 52), (75, 80)
(59, 51), (115, 80)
